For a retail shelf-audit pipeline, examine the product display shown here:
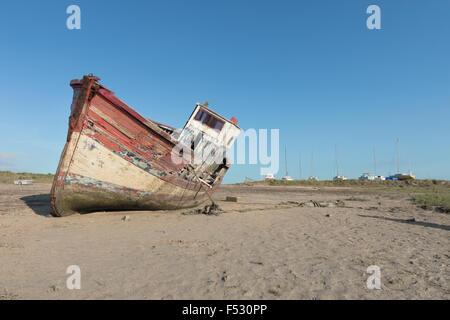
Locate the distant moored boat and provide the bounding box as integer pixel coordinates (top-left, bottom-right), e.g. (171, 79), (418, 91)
(14, 180), (34, 185)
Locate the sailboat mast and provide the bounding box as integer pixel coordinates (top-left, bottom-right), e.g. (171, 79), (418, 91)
(396, 138), (400, 174)
(373, 146), (377, 176)
(335, 145), (340, 176)
(299, 152), (302, 180)
(285, 145), (288, 176)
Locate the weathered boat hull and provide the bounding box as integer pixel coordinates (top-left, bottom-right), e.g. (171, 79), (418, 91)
(50, 75), (229, 216)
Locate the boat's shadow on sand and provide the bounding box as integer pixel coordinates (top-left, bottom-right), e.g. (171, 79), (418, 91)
(20, 194), (52, 217)
(358, 214), (450, 231)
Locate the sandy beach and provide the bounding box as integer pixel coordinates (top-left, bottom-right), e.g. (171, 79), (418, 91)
(0, 183), (448, 299)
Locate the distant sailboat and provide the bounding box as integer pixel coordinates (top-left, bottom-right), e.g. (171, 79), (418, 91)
(333, 145), (347, 181)
(282, 145), (293, 181)
(372, 147), (385, 180)
(359, 173), (375, 180)
(360, 147), (385, 180)
(390, 138), (415, 180)
(308, 150), (319, 181)
(264, 173), (276, 181)
(298, 152), (302, 180)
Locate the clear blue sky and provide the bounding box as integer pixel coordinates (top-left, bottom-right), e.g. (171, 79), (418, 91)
(1, 0), (449, 183)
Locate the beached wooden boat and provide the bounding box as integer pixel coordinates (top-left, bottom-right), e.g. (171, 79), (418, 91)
(50, 75), (241, 216)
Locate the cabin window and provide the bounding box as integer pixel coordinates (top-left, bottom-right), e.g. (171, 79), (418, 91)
(194, 109), (225, 131)
(195, 109), (211, 123)
(210, 118), (224, 131)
